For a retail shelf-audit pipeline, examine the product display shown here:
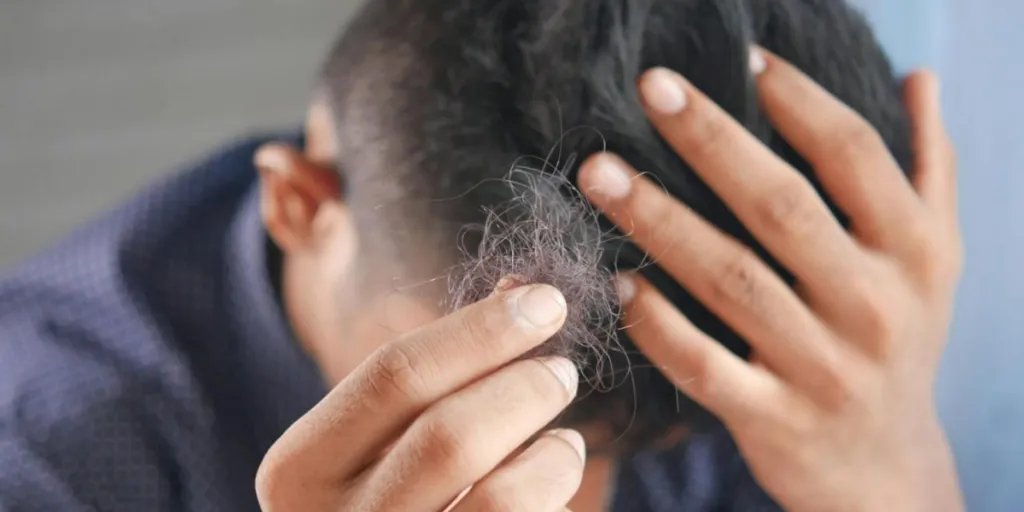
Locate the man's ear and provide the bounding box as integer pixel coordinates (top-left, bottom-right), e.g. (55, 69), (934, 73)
(255, 142), (342, 253)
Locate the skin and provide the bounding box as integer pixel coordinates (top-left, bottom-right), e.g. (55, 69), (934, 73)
(254, 48), (963, 511)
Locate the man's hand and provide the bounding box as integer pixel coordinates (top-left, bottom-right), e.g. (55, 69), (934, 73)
(578, 48), (964, 512)
(255, 285), (585, 511)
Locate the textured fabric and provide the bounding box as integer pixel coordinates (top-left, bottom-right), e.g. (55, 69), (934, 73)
(0, 134), (325, 511)
(0, 134), (776, 511)
(613, 432), (779, 511)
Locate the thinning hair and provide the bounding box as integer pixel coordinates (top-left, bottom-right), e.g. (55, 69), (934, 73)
(319, 0), (912, 451)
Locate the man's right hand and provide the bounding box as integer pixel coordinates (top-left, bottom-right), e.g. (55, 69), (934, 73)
(254, 284), (585, 511)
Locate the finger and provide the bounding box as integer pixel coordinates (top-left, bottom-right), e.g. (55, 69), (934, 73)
(904, 70), (958, 225)
(578, 154), (838, 388)
(259, 285), (567, 487)
(362, 355), (579, 511)
(753, 48), (927, 250)
(450, 429), (586, 512)
(632, 66), (866, 295)
(617, 274), (790, 424)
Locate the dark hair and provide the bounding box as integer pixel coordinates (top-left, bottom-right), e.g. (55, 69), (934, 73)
(320, 0), (912, 451)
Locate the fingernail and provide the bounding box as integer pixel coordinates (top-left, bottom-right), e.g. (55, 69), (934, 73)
(589, 156), (632, 200)
(640, 68), (687, 115)
(539, 356), (579, 396)
(615, 274), (636, 305)
(547, 428), (587, 464)
(512, 285), (567, 329)
(749, 48), (767, 75)
(489, 275), (527, 297)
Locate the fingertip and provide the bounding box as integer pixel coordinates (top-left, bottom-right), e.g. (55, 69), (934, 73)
(536, 357), (580, 398)
(615, 273), (637, 305)
(904, 69), (942, 109)
(906, 68), (940, 87)
(749, 46), (767, 76)
(578, 153), (633, 202)
(545, 428), (587, 465)
(749, 45), (788, 73)
(508, 284), (568, 330)
(638, 67), (689, 115)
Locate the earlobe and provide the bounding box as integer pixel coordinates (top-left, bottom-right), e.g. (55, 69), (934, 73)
(255, 143), (341, 253)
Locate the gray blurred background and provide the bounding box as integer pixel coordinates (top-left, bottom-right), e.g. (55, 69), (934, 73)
(1, 0), (1022, 510)
(0, 0), (360, 266)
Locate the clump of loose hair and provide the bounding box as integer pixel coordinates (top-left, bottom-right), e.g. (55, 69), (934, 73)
(445, 159), (624, 389)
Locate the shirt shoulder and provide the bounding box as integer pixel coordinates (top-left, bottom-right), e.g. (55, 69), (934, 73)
(0, 133), (275, 417)
(0, 134), (283, 511)
(0, 315), (185, 511)
(0, 262), (219, 512)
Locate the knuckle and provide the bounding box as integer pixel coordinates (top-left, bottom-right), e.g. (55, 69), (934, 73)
(708, 249), (766, 311)
(855, 289), (895, 345)
(414, 414), (479, 477)
(682, 348), (723, 401)
(830, 120), (885, 164)
(906, 217), (941, 257)
(779, 397), (819, 438)
(810, 350), (859, 413)
(254, 447), (301, 510)
(367, 343), (430, 404)
(843, 269), (893, 340)
(757, 180), (822, 239)
(901, 218), (952, 283)
(253, 462), (282, 508)
(784, 403), (820, 440)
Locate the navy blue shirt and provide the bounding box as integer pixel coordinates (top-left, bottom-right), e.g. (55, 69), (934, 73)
(0, 134), (778, 511)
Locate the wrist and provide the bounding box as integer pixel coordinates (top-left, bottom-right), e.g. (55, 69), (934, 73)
(876, 428), (964, 512)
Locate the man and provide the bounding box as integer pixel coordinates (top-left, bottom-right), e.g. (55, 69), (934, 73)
(0, 0), (963, 510)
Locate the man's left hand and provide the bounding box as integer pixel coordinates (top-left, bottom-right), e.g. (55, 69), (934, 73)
(578, 48), (964, 512)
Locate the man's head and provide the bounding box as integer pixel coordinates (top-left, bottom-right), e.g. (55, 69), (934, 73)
(257, 0), (913, 451)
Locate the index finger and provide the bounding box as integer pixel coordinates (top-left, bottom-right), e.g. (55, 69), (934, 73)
(261, 284), (568, 481)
